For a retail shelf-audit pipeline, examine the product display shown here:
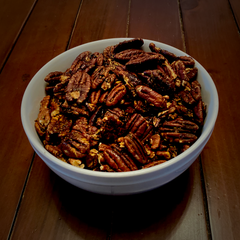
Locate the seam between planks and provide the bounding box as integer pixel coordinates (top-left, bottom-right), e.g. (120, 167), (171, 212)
(7, 1), (84, 238)
(177, 0), (187, 53)
(227, 0), (240, 34)
(178, 0), (212, 239)
(0, 0), (38, 74)
(7, 153), (36, 240)
(65, 0), (84, 51)
(199, 156), (213, 240)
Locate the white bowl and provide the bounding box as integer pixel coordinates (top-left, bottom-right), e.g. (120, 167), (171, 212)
(21, 38), (219, 195)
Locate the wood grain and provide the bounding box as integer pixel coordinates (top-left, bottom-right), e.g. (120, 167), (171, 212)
(0, 0), (37, 70)
(229, 0), (240, 28)
(2, 0), (240, 239)
(69, 0), (130, 48)
(128, 0), (184, 50)
(0, 0), (81, 239)
(180, 0), (240, 239)
(10, 0), (130, 239)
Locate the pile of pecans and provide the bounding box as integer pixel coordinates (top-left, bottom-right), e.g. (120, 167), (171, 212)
(35, 38), (206, 172)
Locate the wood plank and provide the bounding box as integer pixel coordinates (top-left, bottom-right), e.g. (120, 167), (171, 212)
(180, 0), (240, 239)
(110, 0), (209, 239)
(69, 0), (130, 48)
(128, 0), (184, 50)
(111, 160), (209, 240)
(10, 0), (130, 239)
(229, 0), (240, 28)
(0, 0), (81, 239)
(0, 0), (37, 70)
(11, 156), (110, 240)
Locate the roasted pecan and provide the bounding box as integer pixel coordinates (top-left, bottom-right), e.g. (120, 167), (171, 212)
(106, 83), (127, 107)
(178, 56), (195, 68)
(171, 60), (189, 84)
(178, 89), (196, 105)
(44, 71), (63, 85)
(101, 73), (116, 91)
(65, 71), (91, 104)
(194, 100), (206, 125)
(161, 132), (197, 144)
(160, 118), (199, 133)
(149, 134), (161, 150)
(61, 100), (89, 117)
(46, 114), (72, 140)
(60, 130), (90, 158)
(114, 49), (145, 62)
(142, 69), (175, 94)
(124, 133), (148, 164)
(68, 158), (85, 168)
(191, 80), (201, 101)
(85, 148), (99, 169)
(149, 42), (177, 62)
(113, 38), (144, 53)
(126, 113), (152, 141)
(45, 144), (66, 161)
(35, 95), (51, 137)
(115, 70), (142, 97)
(186, 67), (198, 81)
(155, 151), (171, 160)
(126, 53), (161, 72)
(136, 85), (167, 108)
(69, 51), (96, 73)
(103, 148), (131, 172)
(142, 160), (166, 169)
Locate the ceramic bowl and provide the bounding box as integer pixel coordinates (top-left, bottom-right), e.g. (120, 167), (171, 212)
(21, 38), (219, 195)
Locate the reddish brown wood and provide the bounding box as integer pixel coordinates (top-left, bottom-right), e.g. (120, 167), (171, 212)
(69, 0), (130, 48)
(2, 0), (240, 239)
(110, 160), (209, 240)
(10, 0), (130, 239)
(113, 0), (209, 239)
(11, 156), (110, 240)
(128, 0), (184, 50)
(0, 0), (81, 239)
(0, 0), (37, 70)
(180, 0), (240, 239)
(229, 0), (240, 27)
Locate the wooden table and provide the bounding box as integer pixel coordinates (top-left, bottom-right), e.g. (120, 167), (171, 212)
(1, 0), (240, 239)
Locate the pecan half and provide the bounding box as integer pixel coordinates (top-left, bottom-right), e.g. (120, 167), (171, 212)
(124, 133), (148, 164)
(66, 71), (91, 104)
(103, 148), (131, 172)
(136, 85), (167, 108)
(126, 113), (152, 141)
(113, 38), (144, 53)
(106, 83), (127, 107)
(35, 95), (51, 137)
(60, 130), (90, 158)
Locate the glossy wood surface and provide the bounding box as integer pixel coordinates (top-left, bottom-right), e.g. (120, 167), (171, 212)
(0, 0), (239, 239)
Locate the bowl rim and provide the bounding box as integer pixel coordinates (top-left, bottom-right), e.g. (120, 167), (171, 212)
(21, 38), (219, 179)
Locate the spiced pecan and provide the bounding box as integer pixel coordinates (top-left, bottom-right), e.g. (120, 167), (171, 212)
(106, 83), (127, 107)
(60, 130), (90, 158)
(124, 133), (148, 164)
(113, 38), (144, 53)
(66, 71), (91, 104)
(35, 95), (51, 137)
(103, 148), (131, 172)
(126, 113), (152, 141)
(136, 85), (167, 108)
